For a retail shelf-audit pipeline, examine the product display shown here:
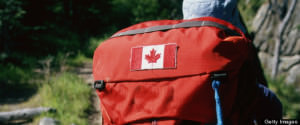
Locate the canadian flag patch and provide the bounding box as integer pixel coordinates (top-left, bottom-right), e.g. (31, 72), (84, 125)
(130, 43), (177, 70)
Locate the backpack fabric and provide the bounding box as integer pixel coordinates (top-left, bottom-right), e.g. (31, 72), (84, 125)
(93, 17), (251, 125)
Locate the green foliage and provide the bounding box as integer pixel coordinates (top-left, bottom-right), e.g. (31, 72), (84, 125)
(267, 76), (300, 119)
(84, 35), (110, 57)
(29, 27), (81, 56)
(1, 0), (183, 67)
(39, 72), (92, 125)
(0, 0), (25, 54)
(238, 0), (266, 31)
(67, 53), (92, 67)
(0, 62), (39, 103)
(0, 63), (34, 84)
(0, 0), (25, 28)
(112, 0), (161, 23)
(111, 0), (182, 28)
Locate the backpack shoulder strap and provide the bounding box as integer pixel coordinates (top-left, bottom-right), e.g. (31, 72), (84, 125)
(111, 21), (241, 38)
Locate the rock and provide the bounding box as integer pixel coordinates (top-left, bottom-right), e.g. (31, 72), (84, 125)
(260, 39), (270, 52)
(252, 3), (269, 32)
(258, 52), (300, 84)
(282, 29), (300, 56)
(39, 117), (60, 125)
(292, 39), (300, 54)
(253, 0), (300, 54)
(258, 52), (273, 73)
(279, 55), (300, 72)
(253, 1), (300, 82)
(286, 64), (300, 84)
(253, 11), (277, 52)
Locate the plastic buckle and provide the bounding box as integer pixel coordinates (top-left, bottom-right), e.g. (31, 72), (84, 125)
(94, 80), (106, 91)
(210, 72), (227, 80)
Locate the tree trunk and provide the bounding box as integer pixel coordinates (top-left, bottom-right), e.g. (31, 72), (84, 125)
(0, 107), (55, 122)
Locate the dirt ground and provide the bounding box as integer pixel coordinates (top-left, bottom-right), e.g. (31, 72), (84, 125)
(76, 62), (102, 125)
(0, 62), (102, 125)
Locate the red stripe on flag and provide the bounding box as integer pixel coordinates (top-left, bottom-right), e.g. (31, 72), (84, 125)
(131, 47), (143, 70)
(163, 44), (177, 68)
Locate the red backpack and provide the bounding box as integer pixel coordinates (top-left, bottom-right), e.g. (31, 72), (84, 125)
(93, 17), (251, 125)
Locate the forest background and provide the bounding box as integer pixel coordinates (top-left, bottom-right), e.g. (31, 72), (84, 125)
(0, 0), (299, 124)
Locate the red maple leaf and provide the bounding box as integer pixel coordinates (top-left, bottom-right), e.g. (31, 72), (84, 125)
(145, 48), (161, 63)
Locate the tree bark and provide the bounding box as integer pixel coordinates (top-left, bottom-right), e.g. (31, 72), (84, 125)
(271, 0), (297, 79)
(0, 107), (55, 122)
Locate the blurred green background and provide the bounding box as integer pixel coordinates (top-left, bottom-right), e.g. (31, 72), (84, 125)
(0, 0), (299, 124)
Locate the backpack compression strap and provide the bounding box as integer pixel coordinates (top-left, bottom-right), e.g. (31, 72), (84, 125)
(212, 80), (223, 125)
(211, 73), (227, 125)
(111, 20), (240, 38)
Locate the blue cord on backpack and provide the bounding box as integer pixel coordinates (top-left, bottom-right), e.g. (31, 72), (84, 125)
(212, 80), (223, 125)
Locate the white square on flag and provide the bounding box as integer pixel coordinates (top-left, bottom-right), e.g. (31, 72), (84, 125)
(130, 43), (177, 70)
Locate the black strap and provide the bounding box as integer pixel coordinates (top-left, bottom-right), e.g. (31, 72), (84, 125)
(111, 21), (241, 38)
